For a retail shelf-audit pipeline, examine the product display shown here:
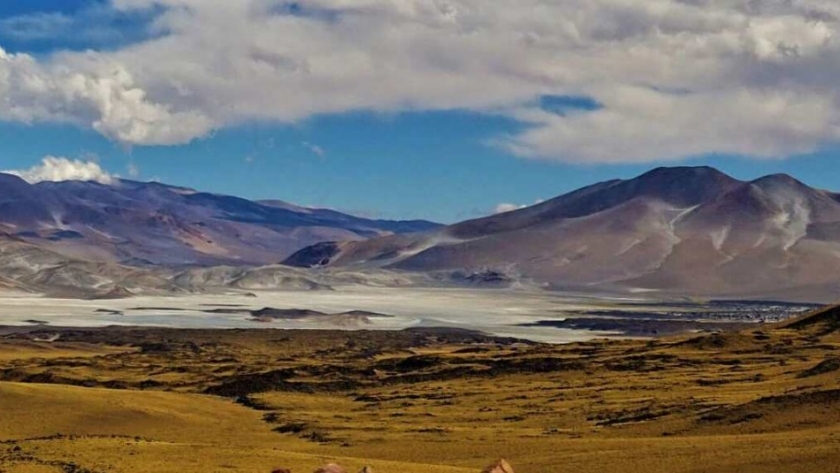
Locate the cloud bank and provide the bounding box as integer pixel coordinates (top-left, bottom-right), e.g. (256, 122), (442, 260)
(7, 156), (115, 184)
(1, 0), (840, 162)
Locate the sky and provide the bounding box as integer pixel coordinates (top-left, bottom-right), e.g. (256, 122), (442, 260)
(2, 1), (840, 222)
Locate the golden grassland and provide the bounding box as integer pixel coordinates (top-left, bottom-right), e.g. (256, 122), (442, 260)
(2, 307), (840, 473)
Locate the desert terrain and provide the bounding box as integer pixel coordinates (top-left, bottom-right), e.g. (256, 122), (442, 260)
(2, 303), (840, 472)
(5, 0), (840, 470)
(0, 165), (836, 473)
(0, 287), (815, 342)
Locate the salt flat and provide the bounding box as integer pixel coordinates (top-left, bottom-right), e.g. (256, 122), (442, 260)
(0, 288), (626, 343)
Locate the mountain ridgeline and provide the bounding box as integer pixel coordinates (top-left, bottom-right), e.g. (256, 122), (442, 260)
(284, 166), (840, 300)
(0, 173), (439, 267)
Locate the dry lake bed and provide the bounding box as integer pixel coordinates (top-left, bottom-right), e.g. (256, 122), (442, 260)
(0, 287), (819, 343)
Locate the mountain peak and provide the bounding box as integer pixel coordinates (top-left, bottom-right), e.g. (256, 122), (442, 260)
(750, 173), (808, 189)
(635, 166), (736, 185)
(289, 165), (840, 301)
(614, 165), (741, 207)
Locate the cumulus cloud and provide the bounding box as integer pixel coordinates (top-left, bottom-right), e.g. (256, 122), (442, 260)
(1, 1), (840, 161)
(7, 156), (116, 184)
(0, 48), (215, 145)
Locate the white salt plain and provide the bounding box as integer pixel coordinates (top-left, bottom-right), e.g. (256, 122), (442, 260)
(0, 287), (626, 343)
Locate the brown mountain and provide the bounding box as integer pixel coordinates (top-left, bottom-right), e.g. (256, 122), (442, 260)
(284, 167), (840, 301)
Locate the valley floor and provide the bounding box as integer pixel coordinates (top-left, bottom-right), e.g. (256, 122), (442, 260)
(2, 306), (840, 472)
(0, 287), (815, 342)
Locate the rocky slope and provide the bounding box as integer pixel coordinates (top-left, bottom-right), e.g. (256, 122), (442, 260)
(284, 166), (840, 300)
(0, 174), (439, 267)
(0, 229), (433, 297)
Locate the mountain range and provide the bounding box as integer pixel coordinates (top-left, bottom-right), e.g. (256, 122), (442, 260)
(4, 166), (840, 301)
(0, 173), (438, 267)
(285, 166), (840, 301)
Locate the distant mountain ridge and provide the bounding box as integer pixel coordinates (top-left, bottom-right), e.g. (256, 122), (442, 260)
(284, 166), (840, 301)
(0, 173), (439, 267)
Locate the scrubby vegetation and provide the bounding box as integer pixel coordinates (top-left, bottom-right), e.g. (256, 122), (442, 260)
(2, 309), (840, 472)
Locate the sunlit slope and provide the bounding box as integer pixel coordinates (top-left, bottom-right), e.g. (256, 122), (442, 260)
(0, 382), (473, 473)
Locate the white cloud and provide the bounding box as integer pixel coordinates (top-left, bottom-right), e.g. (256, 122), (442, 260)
(494, 198), (543, 214)
(2, 1), (840, 161)
(7, 156), (116, 184)
(0, 48), (215, 145)
(127, 162), (140, 178)
(501, 87), (838, 162)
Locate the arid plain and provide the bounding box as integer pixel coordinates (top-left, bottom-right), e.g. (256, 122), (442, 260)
(2, 302), (840, 473)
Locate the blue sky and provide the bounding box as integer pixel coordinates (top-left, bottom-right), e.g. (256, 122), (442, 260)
(1, 1), (839, 223)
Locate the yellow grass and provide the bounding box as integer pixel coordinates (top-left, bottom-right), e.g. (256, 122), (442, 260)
(1, 320), (840, 472)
